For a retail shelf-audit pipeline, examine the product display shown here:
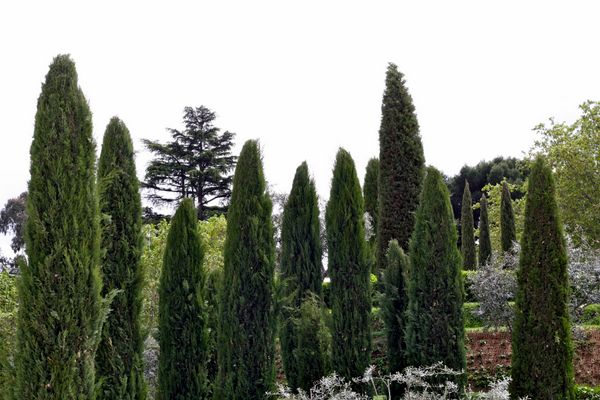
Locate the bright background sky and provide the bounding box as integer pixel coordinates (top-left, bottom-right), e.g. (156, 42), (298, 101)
(2, 1), (600, 256)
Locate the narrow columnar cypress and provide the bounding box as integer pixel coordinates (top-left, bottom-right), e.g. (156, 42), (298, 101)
(280, 162), (323, 391)
(461, 181), (476, 270)
(96, 117), (146, 400)
(17, 54), (102, 399)
(500, 181), (516, 252)
(510, 157), (574, 400)
(157, 198), (208, 399)
(294, 296), (329, 392)
(405, 167), (466, 390)
(478, 195), (492, 266)
(382, 240), (409, 399)
(215, 140), (275, 400)
(377, 63), (425, 272)
(326, 148), (371, 382)
(363, 157), (380, 251)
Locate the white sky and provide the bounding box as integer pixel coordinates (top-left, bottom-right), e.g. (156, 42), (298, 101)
(2, 1), (600, 255)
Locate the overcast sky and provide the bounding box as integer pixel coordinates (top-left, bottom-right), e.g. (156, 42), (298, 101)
(2, 1), (600, 255)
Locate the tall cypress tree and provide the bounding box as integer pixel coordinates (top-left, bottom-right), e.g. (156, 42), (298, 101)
(478, 195), (492, 266)
(377, 63), (425, 272)
(461, 181), (476, 270)
(326, 148), (371, 382)
(280, 162), (323, 391)
(510, 157), (574, 400)
(96, 117), (146, 400)
(215, 140), (275, 400)
(17, 54), (102, 399)
(157, 198), (208, 399)
(382, 240), (409, 398)
(500, 181), (516, 252)
(363, 157), (380, 250)
(405, 167), (466, 389)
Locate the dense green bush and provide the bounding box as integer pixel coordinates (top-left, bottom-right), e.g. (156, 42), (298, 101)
(581, 304), (600, 326)
(462, 271), (477, 302)
(0, 271), (18, 400)
(575, 386), (600, 400)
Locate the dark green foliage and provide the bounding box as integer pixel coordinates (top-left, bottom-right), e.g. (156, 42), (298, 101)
(96, 117), (146, 400)
(377, 64), (425, 271)
(500, 181), (517, 252)
(18, 54), (102, 399)
(204, 267), (222, 397)
(0, 192), (26, 254)
(326, 148), (371, 381)
(447, 157), (528, 227)
(405, 167), (466, 390)
(478, 195), (492, 266)
(157, 199), (208, 400)
(363, 158), (380, 250)
(280, 162), (323, 391)
(215, 140), (275, 400)
(461, 181), (476, 270)
(293, 295), (330, 392)
(143, 106), (236, 220)
(510, 157), (574, 400)
(382, 240), (409, 398)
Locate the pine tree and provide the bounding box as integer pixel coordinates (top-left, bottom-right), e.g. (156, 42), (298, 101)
(377, 63), (425, 272)
(461, 181), (476, 270)
(363, 157), (380, 250)
(280, 162), (323, 391)
(157, 198), (208, 399)
(326, 148), (371, 382)
(17, 54), (102, 399)
(382, 240), (409, 398)
(478, 195), (492, 266)
(510, 157), (574, 400)
(215, 140), (275, 400)
(143, 106), (236, 220)
(96, 117), (146, 399)
(500, 181), (516, 252)
(405, 167), (466, 390)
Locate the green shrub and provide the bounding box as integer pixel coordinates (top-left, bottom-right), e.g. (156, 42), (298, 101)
(463, 303), (484, 329)
(575, 386), (600, 400)
(463, 270), (477, 302)
(581, 304), (600, 326)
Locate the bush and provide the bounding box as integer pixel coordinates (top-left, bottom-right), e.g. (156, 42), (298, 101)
(575, 386), (600, 400)
(463, 303), (484, 329)
(581, 304), (600, 326)
(463, 271), (477, 302)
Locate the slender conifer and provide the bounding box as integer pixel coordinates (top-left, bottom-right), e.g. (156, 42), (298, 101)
(326, 148), (371, 382)
(280, 162), (323, 391)
(478, 195), (492, 266)
(500, 181), (516, 252)
(510, 157), (574, 400)
(96, 117), (146, 400)
(461, 181), (476, 270)
(215, 140), (275, 400)
(17, 54), (102, 399)
(405, 167), (466, 390)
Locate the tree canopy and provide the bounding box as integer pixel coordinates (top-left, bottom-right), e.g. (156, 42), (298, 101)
(143, 106), (236, 220)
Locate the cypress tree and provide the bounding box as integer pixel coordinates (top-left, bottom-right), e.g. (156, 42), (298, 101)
(215, 140), (275, 400)
(500, 181), (516, 252)
(478, 195), (492, 266)
(382, 240), (409, 398)
(510, 157), (574, 400)
(405, 167), (466, 389)
(326, 148), (371, 381)
(377, 63), (425, 272)
(363, 157), (380, 250)
(17, 54), (102, 399)
(461, 181), (476, 270)
(96, 117), (146, 400)
(280, 162), (323, 391)
(157, 198), (208, 399)
(294, 295), (329, 392)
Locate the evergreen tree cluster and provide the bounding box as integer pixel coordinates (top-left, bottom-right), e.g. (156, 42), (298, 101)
(12, 55), (579, 400)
